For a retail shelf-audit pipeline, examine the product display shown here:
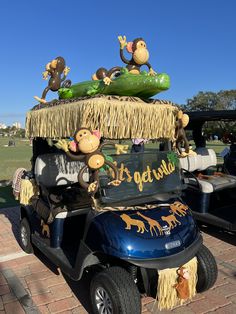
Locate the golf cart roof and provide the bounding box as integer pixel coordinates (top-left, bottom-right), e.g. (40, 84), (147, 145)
(26, 95), (178, 140)
(186, 110), (236, 129)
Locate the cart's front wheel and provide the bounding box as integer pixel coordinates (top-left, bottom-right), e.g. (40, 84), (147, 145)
(196, 244), (218, 292)
(19, 218), (33, 254)
(90, 266), (141, 314)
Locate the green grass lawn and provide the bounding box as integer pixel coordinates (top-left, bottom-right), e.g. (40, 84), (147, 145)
(0, 137), (32, 208)
(0, 137), (32, 181)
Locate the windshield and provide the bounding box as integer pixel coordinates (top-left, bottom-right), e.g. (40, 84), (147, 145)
(99, 151), (182, 204)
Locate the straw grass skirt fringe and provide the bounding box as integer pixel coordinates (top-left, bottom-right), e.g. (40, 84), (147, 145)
(153, 257), (198, 311)
(19, 179), (39, 205)
(26, 97), (178, 139)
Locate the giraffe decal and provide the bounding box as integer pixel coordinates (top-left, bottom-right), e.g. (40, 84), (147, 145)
(137, 212), (163, 236)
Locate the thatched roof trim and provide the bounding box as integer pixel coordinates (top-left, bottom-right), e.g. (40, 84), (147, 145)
(26, 96), (178, 139)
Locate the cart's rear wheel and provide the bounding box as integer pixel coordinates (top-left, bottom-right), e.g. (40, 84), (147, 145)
(196, 245), (218, 292)
(90, 266), (141, 314)
(19, 218), (33, 254)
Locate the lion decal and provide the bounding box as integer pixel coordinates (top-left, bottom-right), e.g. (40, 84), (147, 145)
(120, 214), (148, 234)
(161, 214), (181, 229)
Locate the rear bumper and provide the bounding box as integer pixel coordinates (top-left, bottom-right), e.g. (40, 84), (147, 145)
(122, 233), (203, 270)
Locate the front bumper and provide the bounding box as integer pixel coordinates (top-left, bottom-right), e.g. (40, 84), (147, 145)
(121, 232), (203, 270)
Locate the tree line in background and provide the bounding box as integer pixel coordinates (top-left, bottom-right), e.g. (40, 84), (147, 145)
(183, 89), (236, 140)
(0, 126), (25, 138)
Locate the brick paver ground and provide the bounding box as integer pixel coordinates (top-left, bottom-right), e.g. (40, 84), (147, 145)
(0, 206), (236, 314)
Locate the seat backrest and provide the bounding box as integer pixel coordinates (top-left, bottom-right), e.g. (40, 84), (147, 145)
(34, 153), (89, 187)
(179, 154), (200, 172)
(195, 147), (217, 171)
(179, 148), (217, 172)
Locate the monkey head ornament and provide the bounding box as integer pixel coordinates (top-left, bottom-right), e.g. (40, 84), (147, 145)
(92, 66), (122, 86)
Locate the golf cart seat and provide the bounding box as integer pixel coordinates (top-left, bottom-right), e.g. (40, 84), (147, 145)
(180, 148), (236, 193)
(34, 153), (91, 220)
(34, 153), (89, 188)
(179, 148), (217, 172)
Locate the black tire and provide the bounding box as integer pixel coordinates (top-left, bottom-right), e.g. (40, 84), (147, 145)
(19, 218), (33, 254)
(196, 245), (218, 293)
(90, 266), (141, 314)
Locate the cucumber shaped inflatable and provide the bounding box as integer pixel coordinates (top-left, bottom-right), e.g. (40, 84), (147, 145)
(58, 68), (170, 99)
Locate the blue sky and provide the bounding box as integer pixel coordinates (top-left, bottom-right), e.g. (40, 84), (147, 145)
(0, 0), (235, 126)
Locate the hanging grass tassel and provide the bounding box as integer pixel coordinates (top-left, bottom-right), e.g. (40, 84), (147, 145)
(19, 179), (39, 205)
(153, 257), (198, 311)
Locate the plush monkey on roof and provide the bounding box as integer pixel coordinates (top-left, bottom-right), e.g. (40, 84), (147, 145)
(34, 56), (70, 104)
(118, 35), (157, 76)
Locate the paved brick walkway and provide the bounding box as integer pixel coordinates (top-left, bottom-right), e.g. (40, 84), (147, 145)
(0, 206), (236, 314)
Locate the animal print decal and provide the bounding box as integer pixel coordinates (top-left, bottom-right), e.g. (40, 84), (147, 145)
(119, 201), (188, 236)
(161, 214), (181, 229)
(170, 201), (189, 217)
(137, 212), (163, 236)
(120, 214), (148, 233)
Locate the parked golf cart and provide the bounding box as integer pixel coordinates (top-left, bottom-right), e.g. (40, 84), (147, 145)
(15, 44), (217, 312)
(181, 110), (236, 232)
(14, 98), (218, 314)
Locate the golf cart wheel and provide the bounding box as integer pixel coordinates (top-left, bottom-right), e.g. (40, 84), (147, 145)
(196, 245), (218, 293)
(90, 266), (141, 314)
(19, 218), (33, 254)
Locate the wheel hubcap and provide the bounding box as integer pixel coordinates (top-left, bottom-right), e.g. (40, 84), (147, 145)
(21, 225), (28, 247)
(95, 287), (113, 314)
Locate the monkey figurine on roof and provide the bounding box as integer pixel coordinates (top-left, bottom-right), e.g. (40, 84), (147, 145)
(34, 56), (70, 104)
(118, 35), (157, 76)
